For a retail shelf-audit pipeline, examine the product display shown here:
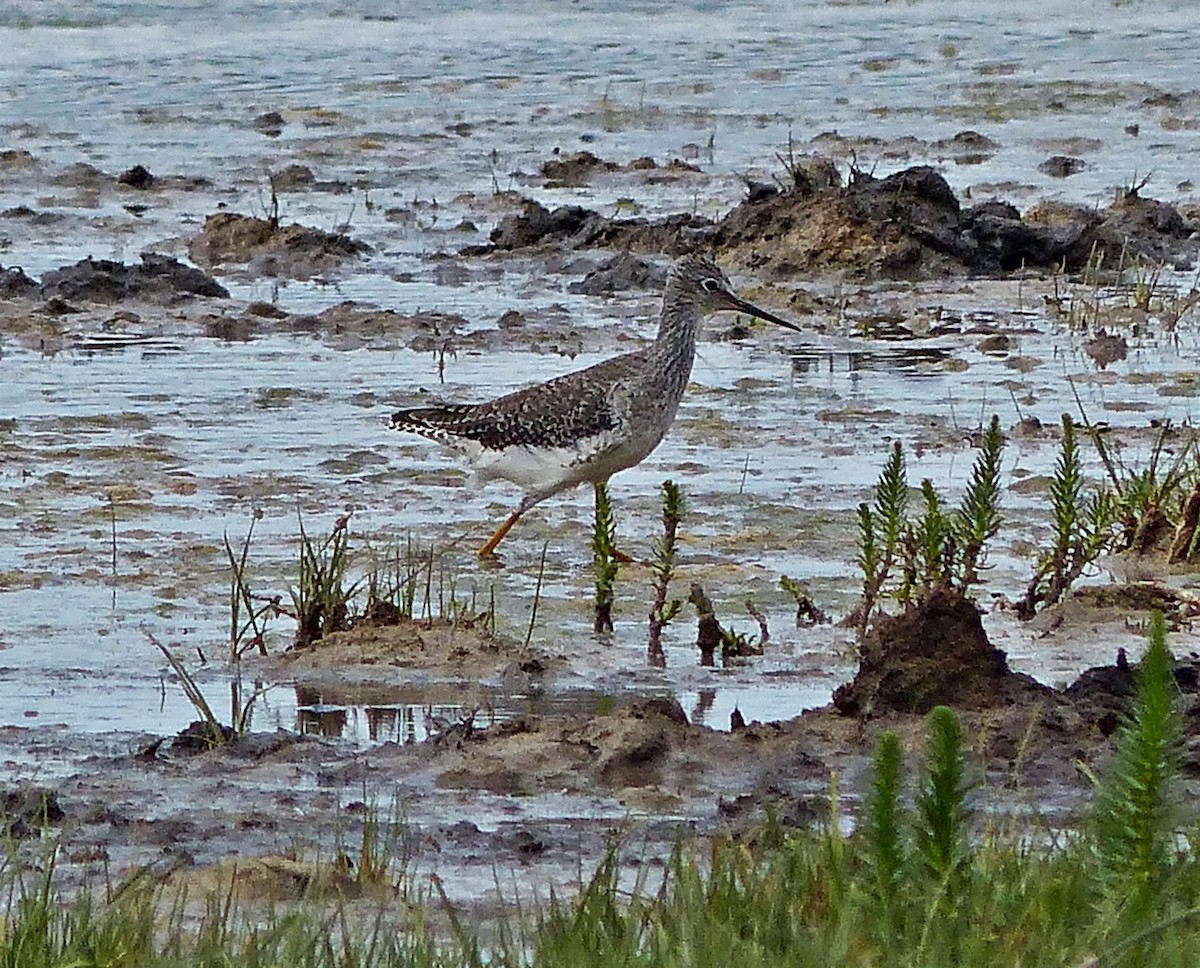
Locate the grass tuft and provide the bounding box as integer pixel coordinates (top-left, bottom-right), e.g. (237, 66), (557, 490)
(289, 512), (357, 649)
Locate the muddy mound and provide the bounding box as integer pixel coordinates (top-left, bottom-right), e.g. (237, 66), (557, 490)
(833, 588), (1050, 715)
(188, 212), (370, 280)
(717, 165), (973, 278)
(0, 264), (39, 297)
(478, 198), (710, 255)
(716, 165), (1200, 279)
(38, 253), (228, 303)
(539, 150), (701, 188)
(568, 252), (668, 294)
(0, 786), (64, 837)
(473, 166), (1200, 281)
(283, 615), (557, 682)
(434, 696), (821, 799)
(1064, 649), (1137, 736)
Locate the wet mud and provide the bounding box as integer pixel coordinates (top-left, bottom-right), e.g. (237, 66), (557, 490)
(188, 213), (371, 280)
(832, 587), (1050, 715)
(10, 589), (1196, 911)
(3, 254), (227, 304)
(476, 162), (1200, 281)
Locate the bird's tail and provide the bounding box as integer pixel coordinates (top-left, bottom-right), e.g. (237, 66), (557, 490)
(389, 405), (475, 435)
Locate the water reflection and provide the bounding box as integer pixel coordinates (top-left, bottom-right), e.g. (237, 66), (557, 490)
(789, 345), (953, 379)
(297, 704), (348, 738)
(293, 685), (467, 743)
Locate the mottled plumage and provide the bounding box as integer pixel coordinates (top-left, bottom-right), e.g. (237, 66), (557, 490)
(389, 255), (801, 557)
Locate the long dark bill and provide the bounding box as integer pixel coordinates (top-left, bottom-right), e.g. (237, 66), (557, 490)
(720, 291), (803, 333)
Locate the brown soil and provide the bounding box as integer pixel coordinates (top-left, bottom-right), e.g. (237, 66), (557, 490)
(832, 587), (1051, 715)
(20, 584), (1200, 911)
(540, 150), (700, 188)
(188, 212), (370, 280)
(282, 616), (561, 681)
(5, 254), (229, 304)
(471, 163), (1200, 282)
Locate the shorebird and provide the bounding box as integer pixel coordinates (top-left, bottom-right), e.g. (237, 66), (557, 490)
(388, 255), (801, 557)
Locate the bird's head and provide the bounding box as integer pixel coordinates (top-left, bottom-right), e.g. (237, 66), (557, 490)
(668, 255), (802, 332)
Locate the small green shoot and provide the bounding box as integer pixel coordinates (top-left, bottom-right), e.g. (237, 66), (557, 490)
(863, 730), (906, 930)
(224, 509), (275, 662)
(648, 479), (685, 662)
(779, 575), (828, 626)
(854, 440), (908, 634)
(915, 706), (973, 890)
(854, 419), (1005, 632)
(1018, 414), (1118, 618)
(592, 481), (619, 634)
(1090, 612), (1181, 905)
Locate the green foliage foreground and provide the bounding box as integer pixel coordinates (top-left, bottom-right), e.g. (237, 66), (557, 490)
(4, 617), (1198, 967)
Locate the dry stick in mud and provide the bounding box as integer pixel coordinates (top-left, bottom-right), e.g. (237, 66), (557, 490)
(745, 599), (769, 645)
(687, 584), (764, 666)
(688, 583), (722, 667)
(524, 540), (550, 648)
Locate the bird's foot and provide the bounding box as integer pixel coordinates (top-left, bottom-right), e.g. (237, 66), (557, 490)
(476, 550), (506, 571)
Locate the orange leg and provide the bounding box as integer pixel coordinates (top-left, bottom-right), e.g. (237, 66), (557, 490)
(478, 508), (524, 558)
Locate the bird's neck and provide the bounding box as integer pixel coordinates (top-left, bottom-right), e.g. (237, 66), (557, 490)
(649, 294), (702, 397)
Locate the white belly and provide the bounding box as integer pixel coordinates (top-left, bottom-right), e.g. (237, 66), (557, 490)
(461, 428), (659, 495)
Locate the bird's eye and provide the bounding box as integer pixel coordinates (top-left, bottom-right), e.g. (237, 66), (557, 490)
(700, 278), (721, 293)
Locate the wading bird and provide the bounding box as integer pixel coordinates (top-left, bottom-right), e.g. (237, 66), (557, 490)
(389, 255), (801, 558)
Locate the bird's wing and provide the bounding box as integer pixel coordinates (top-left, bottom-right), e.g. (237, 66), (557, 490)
(390, 352), (642, 451)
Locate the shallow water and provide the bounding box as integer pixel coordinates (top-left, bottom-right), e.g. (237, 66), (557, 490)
(4, 1), (1200, 746)
(1, 303), (1198, 745)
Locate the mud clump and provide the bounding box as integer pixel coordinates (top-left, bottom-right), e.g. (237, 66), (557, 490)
(540, 150), (700, 188)
(1038, 155), (1086, 178)
(1, 786), (65, 836)
(541, 150), (620, 187)
(477, 198), (709, 255)
(593, 700), (687, 787)
(1069, 583), (1200, 622)
(38, 254), (228, 303)
(0, 264), (39, 297)
(715, 165), (1200, 279)
(833, 587), (1048, 716)
(568, 252), (668, 294)
(474, 164), (1200, 281)
(1064, 649), (1136, 736)
(117, 164), (155, 189)
(282, 614), (556, 684)
(188, 212), (370, 280)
